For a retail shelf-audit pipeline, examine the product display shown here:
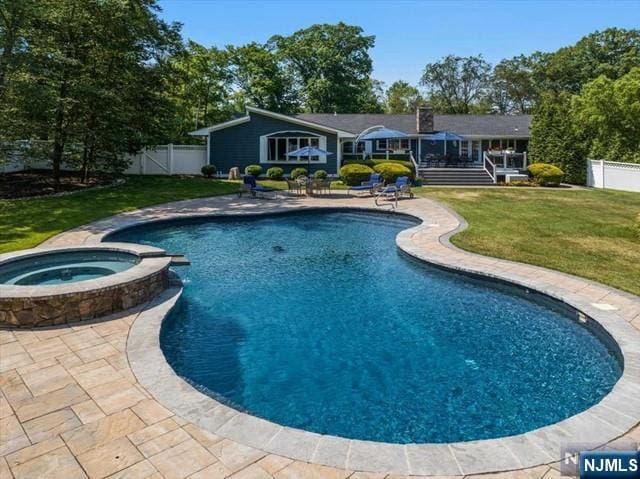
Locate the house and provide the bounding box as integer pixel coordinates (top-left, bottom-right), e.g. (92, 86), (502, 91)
(190, 106), (532, 184)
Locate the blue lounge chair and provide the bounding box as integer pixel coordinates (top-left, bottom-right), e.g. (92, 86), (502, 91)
(348, 173), (383, 196)
(375, 176), (414, 206)
(238, 175), (276, 199)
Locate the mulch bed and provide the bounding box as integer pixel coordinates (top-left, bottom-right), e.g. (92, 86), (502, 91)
(0, 169), (114, 199)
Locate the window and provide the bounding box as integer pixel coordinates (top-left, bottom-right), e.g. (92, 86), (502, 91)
(267, 136), (322, 162)
(342, 141), (366, 154)
(377, 139), (409, 151)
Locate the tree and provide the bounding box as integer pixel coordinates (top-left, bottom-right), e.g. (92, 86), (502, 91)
(270, 23), (375, 113)
(536, 28), (640, 94)
(2, 0), (183, 184)
(226, 42), (299, 114)
(420, 55), (491, 114)
(571, 67), (640, 164)
(357, 79), (385, 113)
(529, 91), (585, 184)
(384, 80), (424, 114)
(0, 0), (40, 101)
(490, 55), (538, 114)
(168, 41), (231, 141)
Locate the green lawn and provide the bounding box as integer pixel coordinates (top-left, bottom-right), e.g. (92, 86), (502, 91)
(1, 176), (639, 296)
(0, 176), (240, 253)
(416, 187), (640, 296)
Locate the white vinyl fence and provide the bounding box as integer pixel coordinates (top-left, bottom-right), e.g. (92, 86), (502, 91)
(123, 144), (207, 175)
(1, 143), (207, 176)
(587, 160), (640, 193)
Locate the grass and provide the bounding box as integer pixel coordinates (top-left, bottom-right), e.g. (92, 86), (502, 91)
(416, 187), (640, 296)
(0, 176), (240, 253)
(2, 176), (639, 296)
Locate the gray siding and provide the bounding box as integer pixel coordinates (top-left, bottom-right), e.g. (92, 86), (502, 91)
(209, 112), (339, 175)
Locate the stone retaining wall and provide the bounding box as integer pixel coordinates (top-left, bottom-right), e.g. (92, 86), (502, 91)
(0, 267), (169, 327)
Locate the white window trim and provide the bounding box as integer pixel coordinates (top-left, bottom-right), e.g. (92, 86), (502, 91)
(260, 132), (327, 164)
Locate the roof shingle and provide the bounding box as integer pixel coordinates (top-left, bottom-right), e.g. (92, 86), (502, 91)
(294, 113), (531, 137)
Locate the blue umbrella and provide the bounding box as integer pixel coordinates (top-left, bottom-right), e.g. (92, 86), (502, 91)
(286, 146), (333, 171)
(359, 128), (409, 140)
(358, 128), (410, 160)
(424, 131), (465, 155)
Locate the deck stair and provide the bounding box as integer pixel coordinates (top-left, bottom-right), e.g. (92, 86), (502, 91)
(418, 167), (495, 186)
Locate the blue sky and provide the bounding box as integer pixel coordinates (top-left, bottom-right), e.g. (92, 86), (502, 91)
(158, 0), (640, 86)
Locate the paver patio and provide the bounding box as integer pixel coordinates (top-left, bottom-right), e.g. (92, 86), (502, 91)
(1, 192), (639, 478)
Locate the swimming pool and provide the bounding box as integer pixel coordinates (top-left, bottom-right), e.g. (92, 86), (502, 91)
(109, 210), (622, 444)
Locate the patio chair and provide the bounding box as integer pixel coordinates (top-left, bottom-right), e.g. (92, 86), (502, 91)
(348, 173), (383, 196)
(306, 178), (331, 195)
(238, 175), (276, 199)
(285, 178), (303, 195)
(374, 176), (414, 206)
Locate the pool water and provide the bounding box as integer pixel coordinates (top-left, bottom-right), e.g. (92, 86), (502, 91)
(0, 250), (139, 285)
(109, 211), (622, 444)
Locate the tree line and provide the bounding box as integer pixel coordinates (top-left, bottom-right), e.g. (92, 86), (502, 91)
(1, 0), (639, 185)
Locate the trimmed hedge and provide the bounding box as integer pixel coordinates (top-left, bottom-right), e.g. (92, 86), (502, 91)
(527, 162), (565, 186)
(201, 164), (217, 178)
(342, 158), (415, 173)
(373, 162), (413, 183)
(266, 167), (284, 180)
(313, 170), (328, 179)
(245, 164), (263, 177)
(339, 164), (374, 186)
(290, 167), (308, 179)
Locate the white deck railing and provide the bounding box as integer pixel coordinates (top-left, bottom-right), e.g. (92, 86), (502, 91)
(483, 152), (497, 183)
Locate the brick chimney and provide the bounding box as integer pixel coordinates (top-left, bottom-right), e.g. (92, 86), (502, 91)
(416, 105), (434, 134)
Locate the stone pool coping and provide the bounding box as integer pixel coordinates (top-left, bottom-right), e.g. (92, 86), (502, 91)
(40, 193), (640, 476)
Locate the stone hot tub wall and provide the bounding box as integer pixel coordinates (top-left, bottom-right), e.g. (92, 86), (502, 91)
(0, 266), (169, 327)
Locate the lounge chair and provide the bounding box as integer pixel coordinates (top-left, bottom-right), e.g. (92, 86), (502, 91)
(348, 173), (383, 196)
(375, 176), (414, 206)
(238, 175), (276, 199)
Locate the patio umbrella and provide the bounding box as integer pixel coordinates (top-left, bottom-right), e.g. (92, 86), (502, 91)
(358, 127), (409, 160)
(286, 146), (333, 173)
(425, 131), (465, 155)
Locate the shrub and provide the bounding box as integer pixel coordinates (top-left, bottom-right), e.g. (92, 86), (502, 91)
(527, 162), (565, 186)
(343, 158), (415, 174)
(201, 164), (217, 178)
(245, 164), (263, 177)
(373, 162), (413, 183)
(339, 163), (374, 186)
(266, 167), (284, 180)
(313, 169), (328, 179)
(635, 213), (640, 239)
(290, 167), (308, 179)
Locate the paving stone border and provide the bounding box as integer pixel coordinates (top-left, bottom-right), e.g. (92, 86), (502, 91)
(40, 193), (640, 476)
(0, 243), (172, 327)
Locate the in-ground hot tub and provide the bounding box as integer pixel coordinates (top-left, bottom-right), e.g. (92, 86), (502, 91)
(0, 244), (174, 327)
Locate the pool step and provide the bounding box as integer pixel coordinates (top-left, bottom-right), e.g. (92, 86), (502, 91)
(169, 255), (190, 266)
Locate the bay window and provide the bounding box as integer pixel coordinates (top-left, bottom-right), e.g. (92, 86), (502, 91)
(266, 135), (322, 162)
